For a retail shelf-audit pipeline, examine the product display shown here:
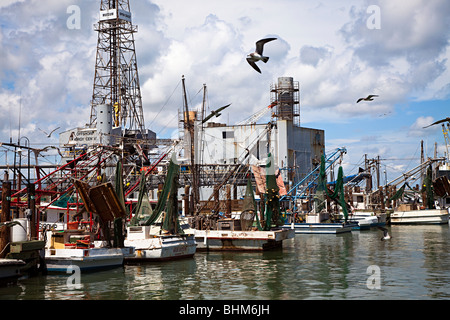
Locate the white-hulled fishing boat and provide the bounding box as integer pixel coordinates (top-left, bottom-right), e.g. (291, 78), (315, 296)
(41, 168), (135, 273)
(344, 211), (387, 230)
(44, 229), (128, 272)
(390, 208), (449, 225)
(387, 161), (450, 225)
(124, 224), (196, 262)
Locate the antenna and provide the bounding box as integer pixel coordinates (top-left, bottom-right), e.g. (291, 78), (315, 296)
(18, 93), (22, 144)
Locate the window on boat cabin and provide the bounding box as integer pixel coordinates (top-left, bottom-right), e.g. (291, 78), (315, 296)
(356, 196), (364, 203)
(59, 212), (65, 223)
(446, 197), (450, 205)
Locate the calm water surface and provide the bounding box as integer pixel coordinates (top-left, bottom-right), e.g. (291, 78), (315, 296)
(1, 224), (450, 300)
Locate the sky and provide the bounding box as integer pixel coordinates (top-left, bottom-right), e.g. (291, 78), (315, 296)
(0, 0), (449, 184)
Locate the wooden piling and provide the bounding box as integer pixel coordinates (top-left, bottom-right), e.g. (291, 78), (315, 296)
(184, 185), (190, 215)
(28, 183), (36, 240)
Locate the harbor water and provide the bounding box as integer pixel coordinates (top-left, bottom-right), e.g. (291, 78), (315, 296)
(1, 224), (450, 300)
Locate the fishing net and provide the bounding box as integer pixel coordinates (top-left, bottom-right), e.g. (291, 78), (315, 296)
(262, 153), (282, 230)
(422, 165), (434, 209)
(388, 183), (407, 202)
(130, 158), (183, 234)
(161, 160), (182, 234)
(52, 192), (76, 208)
(317, 155), (348, 221)
(388, 166), (435, 209)
(129, 171), (155, 226)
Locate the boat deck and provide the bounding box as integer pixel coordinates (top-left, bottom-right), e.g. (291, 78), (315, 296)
(194, 228), (295, 251)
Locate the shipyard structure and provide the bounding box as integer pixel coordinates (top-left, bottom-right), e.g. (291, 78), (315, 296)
(50, 0), (325, 215)
(55, 0), (325, 211)
(183, 77), (324, 198)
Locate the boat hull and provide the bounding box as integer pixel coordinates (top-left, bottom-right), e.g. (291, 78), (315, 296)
(124, 234), (196, 262)
(194, 229), (295, 251)
(349, 217), (384, 230)
(390, 209), (450, 225)
(282, 222), (355, 234)
(341, 212), (387, 230)
(44, 247), (124, 273)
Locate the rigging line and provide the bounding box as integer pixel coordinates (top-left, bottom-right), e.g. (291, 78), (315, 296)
(147, 79), (181, 128)
(156, 112), (179, 137)
(403, 143), (420, 174)
(384, 162), (410, 171)
(379, 158), (421, 161)
(184, 84), (204, 112)
(346, 154), (365, 175)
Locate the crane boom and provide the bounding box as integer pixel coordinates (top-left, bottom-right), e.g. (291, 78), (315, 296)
(236, 102), (277, 125)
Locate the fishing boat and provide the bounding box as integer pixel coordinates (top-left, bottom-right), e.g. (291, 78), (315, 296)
(38, 204), (128, 272)
(349, 211), (386, 229)
(124, 156), (196, 262)
(0, 219), (46, 279)
(44, 234), (125, 272)
(388, 164), (450, 225)
(390, 207), (449, 225)
(192, 156), (295, 251)
(348, 214), (380, 230)
(342, 186), (387, 230)
(283, 212), (355, 234)
(40, 163), (137, 272)
(125, 225), (196, 261)
(194, 228), (293, 251)
(283, 154), (357, 234)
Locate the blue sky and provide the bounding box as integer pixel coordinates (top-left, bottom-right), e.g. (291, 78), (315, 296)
(0, 0), (449, 184)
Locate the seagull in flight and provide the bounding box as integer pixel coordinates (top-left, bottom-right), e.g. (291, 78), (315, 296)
(38, 126), (60, 138)
(202, 104), (232, 124)
(423, 117), (450, 128)
(356, 95), (378, 103)
(246, 38), (277, 73)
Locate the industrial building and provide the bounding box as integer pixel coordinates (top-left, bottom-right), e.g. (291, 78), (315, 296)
(186, 77), (325, 194)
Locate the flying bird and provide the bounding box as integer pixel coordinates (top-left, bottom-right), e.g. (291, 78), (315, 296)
(378, 111), (392, 117)
(378, 227), (391, 241)
(38, 145), (63, 157)
(202, 104), (232, 124)
(423, 117), (450, 128)
(246, 38), (277, 73)
(38, 127), (60, 138)
(356, 95), (378, 103)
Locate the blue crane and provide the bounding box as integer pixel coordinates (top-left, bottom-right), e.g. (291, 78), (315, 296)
(280, 147), (347, 211)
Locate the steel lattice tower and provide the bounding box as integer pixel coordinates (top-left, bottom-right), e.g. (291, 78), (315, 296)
(90, 0), (145, 136)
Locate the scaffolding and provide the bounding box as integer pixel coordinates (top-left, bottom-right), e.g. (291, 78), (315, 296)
(270, 77), (300, 127)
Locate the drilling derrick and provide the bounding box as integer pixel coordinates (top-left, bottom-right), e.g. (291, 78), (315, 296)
(90, 0), (146, 143)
